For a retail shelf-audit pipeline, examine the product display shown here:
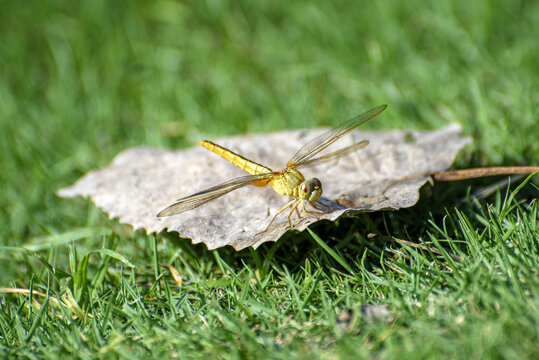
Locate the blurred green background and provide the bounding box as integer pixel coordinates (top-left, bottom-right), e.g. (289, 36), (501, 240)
(1, 0), (537, 246)
(0, 0), (538, 357)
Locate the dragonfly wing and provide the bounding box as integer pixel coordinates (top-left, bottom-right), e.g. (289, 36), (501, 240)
(294, 140), (369, 169)
(157, 172), (274, 217)
(287, 104), (386, 167)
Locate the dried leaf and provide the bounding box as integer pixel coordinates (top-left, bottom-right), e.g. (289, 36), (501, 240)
(336, 304), (394, 333)
(165, 265), (183, 287)
(58, 124), (471, 250)
(360, 304), (394, 323)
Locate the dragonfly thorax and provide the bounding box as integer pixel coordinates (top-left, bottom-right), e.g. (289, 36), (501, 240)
(298, 178), (322, 202)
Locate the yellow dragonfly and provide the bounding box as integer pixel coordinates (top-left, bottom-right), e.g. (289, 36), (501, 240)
(157, 105), (387, 229)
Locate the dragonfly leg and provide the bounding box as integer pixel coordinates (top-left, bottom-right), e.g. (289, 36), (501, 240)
(287, 200), (301, 226)
(299, 200), (329, 218)
(294, 202), (301, 218)
(310, 201), (331, 213)
(311, 201), (337, 213)
(263, 199), (297, 232)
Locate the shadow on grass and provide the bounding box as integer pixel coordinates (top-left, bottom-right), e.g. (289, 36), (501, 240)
(164, 176), (537, 275)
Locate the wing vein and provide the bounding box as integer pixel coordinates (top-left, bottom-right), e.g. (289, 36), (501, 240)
(287, 104), (386, 167)
(157, 172), (274, 217)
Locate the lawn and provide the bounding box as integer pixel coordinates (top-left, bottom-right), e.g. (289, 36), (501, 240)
(0, 0), (538, 358)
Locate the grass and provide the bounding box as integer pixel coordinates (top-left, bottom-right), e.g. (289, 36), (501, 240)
(0, 0), (538, 358)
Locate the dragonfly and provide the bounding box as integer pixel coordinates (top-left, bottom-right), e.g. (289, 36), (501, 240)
(157, 104), (387, 230)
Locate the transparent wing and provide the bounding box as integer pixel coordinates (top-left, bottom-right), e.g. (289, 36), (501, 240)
(294, 140), (369, 169)
(287, 104), (386, 167)
(157, 172), (274, 217)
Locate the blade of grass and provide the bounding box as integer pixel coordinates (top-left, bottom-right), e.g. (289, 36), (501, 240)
(307, 228), (354, 274)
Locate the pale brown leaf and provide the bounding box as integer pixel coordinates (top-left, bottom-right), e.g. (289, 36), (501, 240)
(57, 124), (471, 250)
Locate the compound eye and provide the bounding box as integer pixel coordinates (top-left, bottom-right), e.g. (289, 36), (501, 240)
(304, 178), (322, 193)
(299, 178), (323, 201)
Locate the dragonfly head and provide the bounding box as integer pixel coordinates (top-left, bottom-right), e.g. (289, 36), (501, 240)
(299, 178), (322, 202)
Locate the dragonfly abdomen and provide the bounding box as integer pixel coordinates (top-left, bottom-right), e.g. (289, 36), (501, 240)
(200, 140), (272, 176)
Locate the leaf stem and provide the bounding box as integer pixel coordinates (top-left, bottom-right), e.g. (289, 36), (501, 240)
(432, 167), (539, 181)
